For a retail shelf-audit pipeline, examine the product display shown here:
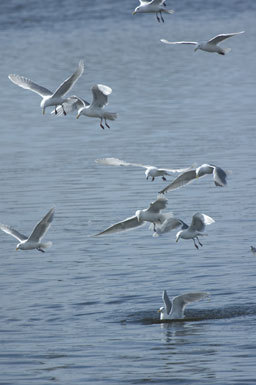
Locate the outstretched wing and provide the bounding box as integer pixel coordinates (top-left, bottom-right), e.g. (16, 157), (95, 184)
(147, 196), (168, 213)
(162, 290), (172, 315)
(208, 31), (244, 45)
(51, 95), (89, 116)
(8, 74), (52, 97)
(95, 157), (150, 169)
(161, 39), (198, 45)
(0, 225), (28, 242)
(94, 215), (144, 236)
(172, 292), (209, 317)
(91, 84), (112, 108)
(189, 213), (215, 232)
(154, 215), (188, 235)
(52, 60), (84, 98)
(159, 170), (197, 194)
(213, 166), (227, 187)
(28, 208), (55, 242)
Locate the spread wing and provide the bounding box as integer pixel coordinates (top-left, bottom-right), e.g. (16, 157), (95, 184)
(147, 196), (168, 213)
(213, 166), (227, 187)
(154, 215), (188, 235)
(28, 208), (55, 242)
(208, 31), (244, 45)
(162, 290), (172, 315)
(172, 292), (209, 317)
(91, 84), (112, 108)
(95, 157), (150, 169)
(8, 74), (52, 97)
(189, 213), (215, 232)
(52, 60), (84, 98)
(159, 170), (197, 194)
(161, 39), (198, 45)
(51, 95), (89, 116)
(0, 225), (28, 242)
(94, 215), (144, 236)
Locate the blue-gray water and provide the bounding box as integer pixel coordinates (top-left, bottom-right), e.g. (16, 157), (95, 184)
(0, 0), (256, 384)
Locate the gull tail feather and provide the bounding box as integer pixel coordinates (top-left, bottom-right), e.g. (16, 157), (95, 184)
(163, 9), (175, 14)
(105, 112), (117, 121)
(40, 241), (53, 249)
(222, 48), (231, 55)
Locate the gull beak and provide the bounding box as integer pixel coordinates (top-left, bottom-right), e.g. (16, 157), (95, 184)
(157, 309), (161, 313)
(76, 114), (80, 119)
(176, 239), (179, 243)
(16, 247), (19, 251)
(42, 109), (45, 115)
(132, 11), (136, 15)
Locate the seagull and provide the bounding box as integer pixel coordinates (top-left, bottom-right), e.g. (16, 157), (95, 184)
(8, 60), (84, 114)
(0, 208), (55, 252)
(95, 157), (192, 181)
(175, 213), (215, 249)
(161, 31), (244, 55)
(158, 290), (209, 320)
(94, 196), (168, 236)
(159, 164), (227, 194)
(53, 84), (117, 129)
(132, 0), (174, 23)
(152, 213), (188, 237)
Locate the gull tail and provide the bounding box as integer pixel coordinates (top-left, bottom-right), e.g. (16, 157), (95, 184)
(221, 48), (231, 55)
(40, 241), (53, 249)
(163, 9), (175, 14)
(105, 112), (117, 121)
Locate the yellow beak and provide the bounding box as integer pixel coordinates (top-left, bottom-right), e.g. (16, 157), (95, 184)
(42, 109), (45, 115)
(76, 115), (80, 119)
(132, 11), (136, 15)
(16, 247), (19, 251)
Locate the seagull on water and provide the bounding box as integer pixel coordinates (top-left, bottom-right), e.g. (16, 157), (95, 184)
(94, 196), (168, 236)
(161, 31), (244, 55)
(158, 290), (209, 320)
(0, 208), (55, 252)
(159, 164), (227, 194)
(8, 60), (84, 114)
(95, 157), (192, 181)
(175, 213), (215, 249)
(133, 0), (174, 23)
(53, 84), (117, 129)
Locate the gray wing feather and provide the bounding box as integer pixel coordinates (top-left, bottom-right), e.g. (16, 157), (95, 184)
(94, 215), (144, 236)
(95, 157), (149, 169)
(147, 197), (168, 213)
(8, 74), (52, 97)
(213, 166), (227, 186)
(0, 225), (28, 242)
(189, 213), (215, 232)
(91, 84), (112, 108)
(51, 96), (89, 116)
(161, 39), (198, 45)
(172, 292), (209, 316)
(52, 60), (84, 98)
(208, 31), (244, 45)
(159, 170), (197, 194)
(162, 290), (172, 315)
(28, 208), (55, 242)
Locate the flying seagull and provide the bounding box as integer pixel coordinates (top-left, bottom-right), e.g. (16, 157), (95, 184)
(8, 60), (84, 114)
(133, 0), (174, 23)
(161, 31), (244, 55)
(158, 290), (209, 320)
(0, 208), (55, 252)
(159, 164), (227, 194)
(95, 157), (192, 181)
(175, 212), (215, 249)
(53, 84), (117, 129)
(94, 196), (168, 236)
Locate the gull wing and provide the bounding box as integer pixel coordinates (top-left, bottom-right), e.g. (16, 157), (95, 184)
(8, 74), (53, 97)
(52, 60), (84, 98)
(94, 215), (144, 236)
(150, 0), (166, 5)
(208, 31), (244, 45)
(172, 292), (209, 317)
(158, 164), (193, 174)
(147, 196), (168, 213)
(189, 213), (215, 232)
(28, 208), (55, 242)
(95, 157), (150, 169)
(155, 216), (188, 235)
(162, 290), (172, 315)
(0, 224), (28, 242)
(91, 84), (112, 108)
(161, 39), (198, 45)
(159, 170), (197, 194)
(212, 166), (227, 187)
(51, 95), (89, 116)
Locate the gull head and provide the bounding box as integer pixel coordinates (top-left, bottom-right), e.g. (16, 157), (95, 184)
(135, 209), (143, 222)
(16, 243), (21, 251)
(132, 6), (141, 15)
(76, 107), (83, 119)
(158, 306), (164, 314)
